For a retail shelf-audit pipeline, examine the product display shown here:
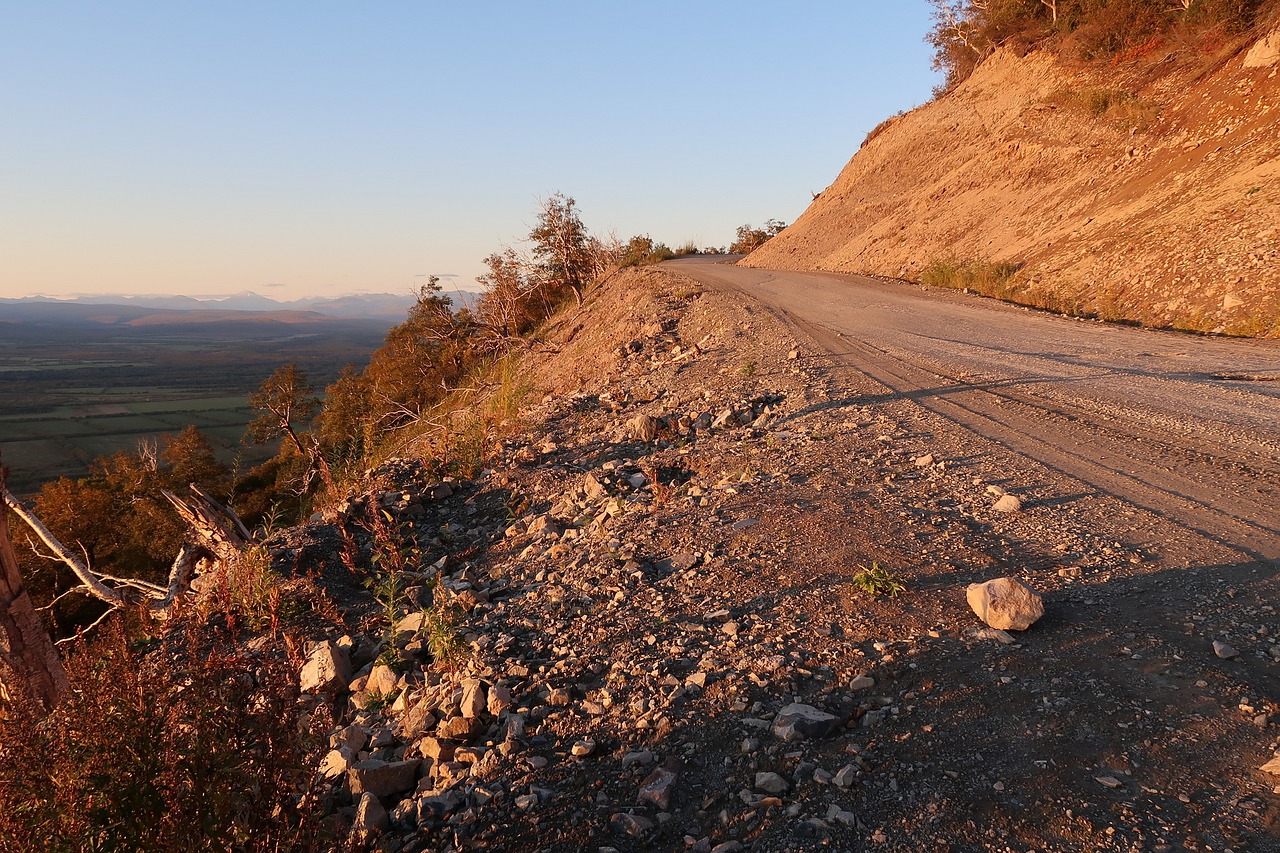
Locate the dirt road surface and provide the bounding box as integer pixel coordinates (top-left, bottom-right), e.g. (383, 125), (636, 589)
(673, 258), (1279, 566)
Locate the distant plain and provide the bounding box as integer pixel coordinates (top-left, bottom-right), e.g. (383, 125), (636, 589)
(0, 304), (391, 495)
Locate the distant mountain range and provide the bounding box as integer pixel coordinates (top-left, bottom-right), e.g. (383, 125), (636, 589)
(0, 290), (478, 321)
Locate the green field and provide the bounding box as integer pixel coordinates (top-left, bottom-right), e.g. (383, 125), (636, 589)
(0, 396), (265, 494)
(0, 309), (393, 496)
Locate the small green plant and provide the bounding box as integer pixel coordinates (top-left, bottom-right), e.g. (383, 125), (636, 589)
(364, 507), (423, 658)
(852, 562), (906, 598)
(739, 359), (758, 377)
(423, 593), (466, 672)
(1246, 186), (1262, 197)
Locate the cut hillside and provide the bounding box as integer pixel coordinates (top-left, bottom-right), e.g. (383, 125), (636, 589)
(744, 28), (1280, 336)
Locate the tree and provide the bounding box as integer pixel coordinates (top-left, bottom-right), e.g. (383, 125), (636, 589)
(729, 219), (787, 254)
(160, 425), (231, 498)
(360, 278), (474, 432)
(529, 193), (595, 307)
(247, 363), (334, 493)
(476, 248), (538, 339)
(316, 365), (375, 466)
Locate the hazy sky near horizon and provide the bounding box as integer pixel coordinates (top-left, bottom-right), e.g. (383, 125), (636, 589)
(1, 3), (941, 300)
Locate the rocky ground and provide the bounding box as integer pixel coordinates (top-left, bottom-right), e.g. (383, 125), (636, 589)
(267, 266), (1280, 852)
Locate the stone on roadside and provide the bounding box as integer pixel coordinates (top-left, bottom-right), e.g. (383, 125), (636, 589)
(834, 765), (857, 787)
(992, 494), (1023, 513)
(366, 664), (399, 697)
(300, 640), (352, 695)
(966, 577), (1044, 631)
(459, 678), (487, 718)
(347, 758), (420, 798)
(755, 771), (790, 794)
(611, 812), (655, 837)
(638, 764), (679, 809)
(627, 414), (662, 442)
(622, 750), (654, 769)
(318, 747), (356, 779)
(488, 683), (514, 716)
(1259, 757), (1280, 776)
(849, 674), (875, 692)
(772, 703), (840, 741)
(1213, 640), (1241, 660)
(353, 791), (390, 838)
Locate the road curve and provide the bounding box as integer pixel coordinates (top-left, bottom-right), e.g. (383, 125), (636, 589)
(668, 258), (1280, 563)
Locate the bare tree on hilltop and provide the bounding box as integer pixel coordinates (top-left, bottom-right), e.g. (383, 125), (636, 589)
(529, 193), (596, 307)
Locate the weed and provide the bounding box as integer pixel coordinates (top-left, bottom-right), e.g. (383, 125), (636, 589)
(1246, 186), (1262, 197)
(852, 562), (906, 598)
(487, 353), (533, 422)
(0, 620), (325, 850)
(195, 545), (282, 635)
(364, 507), (423, 655)
(422, 594), (467, 672)
(739, 359), (758, 377)
(921, 257), (1024, 300)
(1044, 87), (1160, 132)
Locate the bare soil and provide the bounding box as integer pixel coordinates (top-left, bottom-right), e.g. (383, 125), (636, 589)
(744, 33), (1280, 336)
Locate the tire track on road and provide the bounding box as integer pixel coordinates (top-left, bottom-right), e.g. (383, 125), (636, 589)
(682, 263), (1279, 563)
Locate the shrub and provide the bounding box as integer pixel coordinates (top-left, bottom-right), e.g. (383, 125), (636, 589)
(1044, 86), (1160, 131)
(0, 619), (323, 851)
(729, 220), (787, 254)
(920, 257), (1024, 300)
(618, 234), (677, 268)
(852, 562), (906, 598)
(928, 0), (1273, 91)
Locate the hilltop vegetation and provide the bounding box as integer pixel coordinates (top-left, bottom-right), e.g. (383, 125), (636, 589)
(929, 0), (1279, 88)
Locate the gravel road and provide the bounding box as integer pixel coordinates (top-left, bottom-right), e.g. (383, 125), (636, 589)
(671, 258), (1280, 564)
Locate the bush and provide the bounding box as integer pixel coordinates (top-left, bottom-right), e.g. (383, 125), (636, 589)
(1044, 86), (1161, 131)
(920, 257), (1024, 300)
(729, 219), (787, 254)
(851, 563), (906, 598)
(0, 619), (323, 851)
(618, 234), (676, 268)
(928, 0), (1273, 90)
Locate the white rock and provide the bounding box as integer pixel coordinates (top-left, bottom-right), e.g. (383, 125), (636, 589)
(460, 678), (487, 718)
(992, 494), (1023, 513)
(1213, 640), (1241, 660)
(353, 792), (389, 838)
(967, 577), (1044, 631)
(300, 640), (352, 694)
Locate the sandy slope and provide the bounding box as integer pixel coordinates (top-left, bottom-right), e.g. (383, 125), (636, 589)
(744, 30), (1280, 336)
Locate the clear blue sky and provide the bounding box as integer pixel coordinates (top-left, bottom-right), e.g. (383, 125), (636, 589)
(1, 2), (941, 300)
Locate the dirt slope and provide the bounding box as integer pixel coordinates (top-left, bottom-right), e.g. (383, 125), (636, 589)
(744, 30), (1280, 336)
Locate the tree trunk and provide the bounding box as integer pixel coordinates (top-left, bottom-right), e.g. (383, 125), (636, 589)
(0, 482), (70, 713)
